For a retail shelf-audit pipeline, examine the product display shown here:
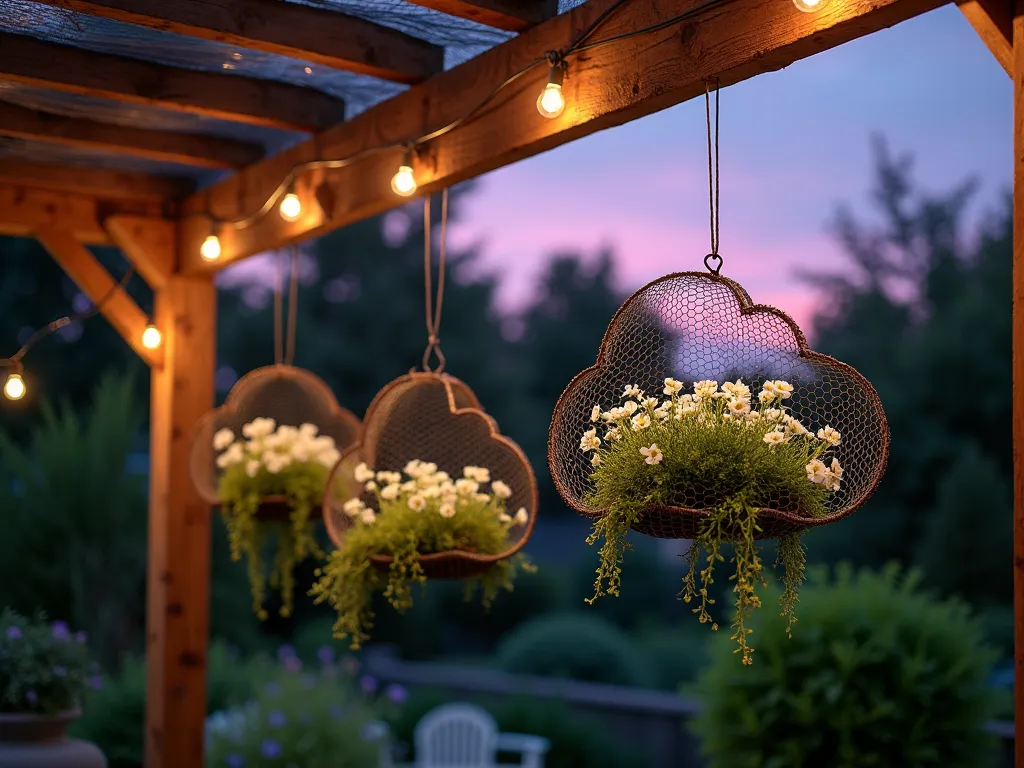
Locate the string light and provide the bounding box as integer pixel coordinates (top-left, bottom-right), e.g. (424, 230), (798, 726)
(141, 324), (163, 350)
(3, 371), (25, 401)
(391, 148), (417, 197)
(201, 233), (222, 261)
(537, 63), (566, 119)
(792, 0), (825, 10)
(280, 188), (302, 222)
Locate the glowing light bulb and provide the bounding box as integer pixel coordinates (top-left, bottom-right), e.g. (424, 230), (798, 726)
(280, 192), (302, 222)
(391, 149), (417, 197)
(793, 0), (826, 11)
(201, 234), (221, 261)
(4, 373), (25, 401)
(537, 64), (566, 119)
(142, 324), (162, 350)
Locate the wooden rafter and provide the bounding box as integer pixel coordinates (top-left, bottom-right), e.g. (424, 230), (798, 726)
(30, 0), (443, 85)
(0, 183), (163, 244)
(105, 215), (175, 290)
(0, 160), (193, 202)
(961, 0), (1012, 76)
(34, 226), (164, 367)
(0, 32), (345, 132)
(1013, 3), (1024, 761)
(0, 102), (263, 169)
(404, 0), (558, 30)
(179, 0), (948, 272)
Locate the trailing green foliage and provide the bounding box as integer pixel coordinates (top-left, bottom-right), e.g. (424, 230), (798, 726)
(0, 609), (94, 715)
(695, 564), (999, 768)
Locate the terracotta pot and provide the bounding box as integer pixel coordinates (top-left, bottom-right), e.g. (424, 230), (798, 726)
(0, 711), (106, 768)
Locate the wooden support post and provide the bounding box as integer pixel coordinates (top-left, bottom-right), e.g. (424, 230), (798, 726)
(145, 275), (216, 768)
(1014, 2), (1024, 763)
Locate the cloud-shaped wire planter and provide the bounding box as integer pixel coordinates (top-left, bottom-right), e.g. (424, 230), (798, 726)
(190, 364), (361, 518)
(548, 271), (889, 540)
(323, 371), (538, 579)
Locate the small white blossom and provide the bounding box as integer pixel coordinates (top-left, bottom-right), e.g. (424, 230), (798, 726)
(623, 385), (642, 399)
(722, 379), (750, 399)
(492, 480), (512, 499)
(694, 380), (718, 399)
(364, 480), (378, 492)
(499, 512), (512, 523)
(242, 417), (276, 439)
(380, 484), (400, 501)
(631, 412), (651, 430)
(463, 466), (491, 483)
(590, 406), (602, 423)
(726, 398), (751, 418)
(354, 463), (376, 483)
(400, 480), (418, 493)
(605, 426), (621, 441)
(642, 397), (660, 410)
(473, 492), (491, 504)
(318, 448), (341, 468)
(591, 453), (601, 466)
(343, 498), (365, 517)
(639, 443), (664, 465)
(653, 403), (671, 421)
(403, 459), (423, 477)
(455, 478), (480, 496)
(245, 459), (260, 478)
(299, 423), (319, 439)
(215, 442), (245, 469)
(823, 458), (844, 491)
(763, 408), (783, 422)
(817, 426), (841, 446)
(419, 462), (438, 476)
(623, 400), (639, 415)
(806, 459), (828, 484)
(663, 378), (684, 396)
(772, 380), (795, 399)
(787, 419), (809, 437)
(439, 502), (457, 519)
(407, 495), (426, 512)
(763, 430), (786, 447)
(377, 471), (402, 485)
(213, 428), (235, 451)
(360, 508), (377, 525)
(580, 428), (601, 453)
(513, 507), (529, 525)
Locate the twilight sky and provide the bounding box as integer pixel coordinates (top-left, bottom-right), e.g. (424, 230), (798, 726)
(444, 5), (1010, 330)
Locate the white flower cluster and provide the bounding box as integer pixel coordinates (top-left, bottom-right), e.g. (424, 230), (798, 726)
(343, 459), (529, 527)
(580, 378), (844, 491)
(213, 418), (342, 478)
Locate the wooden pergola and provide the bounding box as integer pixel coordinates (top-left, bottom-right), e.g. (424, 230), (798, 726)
(0, 0), (1017, 764)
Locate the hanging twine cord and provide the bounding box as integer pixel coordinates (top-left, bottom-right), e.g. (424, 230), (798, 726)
(704, 77), (723, 275)
(273, 245), (302, 366)
(422, 188), (449, 373)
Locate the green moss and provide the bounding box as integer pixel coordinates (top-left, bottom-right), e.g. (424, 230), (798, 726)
(218, 460), (328, 620)
(312, 489), (532, 649)
(583, 379), (839, 664)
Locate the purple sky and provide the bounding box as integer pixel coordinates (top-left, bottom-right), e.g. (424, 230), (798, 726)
(444, 5), (1010, 330)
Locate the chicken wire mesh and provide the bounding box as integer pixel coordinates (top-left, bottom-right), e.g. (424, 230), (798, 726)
(548, 271), (889, 540)
(323, 372), (538, 579)
(190, 364), (361, 518)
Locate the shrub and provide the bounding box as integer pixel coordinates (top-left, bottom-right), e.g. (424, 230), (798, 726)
(695, 563), (999, 768)
(633, 623), (709, 690)
(496, 613), (652, 687)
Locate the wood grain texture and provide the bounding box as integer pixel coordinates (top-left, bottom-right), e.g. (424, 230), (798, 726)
(35, 226), (164, 367)
(961, 0), (1012, 76)
(179, 0), (947, 272)
(1013, 3), (1024, 761)
(30, 0), (443, 84)
(0, 32), (345, 132)
(145, 275), (216, 768)
(0, 160), (193, 201)
(105, 215), (176, 290)
(0, 184), (163, 243)
(404, 0), (558, 30)
(0, 102), (262, 169)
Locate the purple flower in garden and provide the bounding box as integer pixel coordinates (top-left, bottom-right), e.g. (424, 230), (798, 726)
(268, 709), (287, 728)
(26, 690), (37, 704)
(265, 681), (281, 697)
(225, 755), (245, 768)
(75, 631), (88, 644)
(316, 645), (335, 666)
(276, 645), (296, 662)
(260, 739), (282, 759)
(359, 675), (377, 695)
(328, 704), (344, 721)
(283, 657), (302, 674)
(88, 676), (103, 692)
(5, 626), (21, 640)
(51, 621), (70, 641)
(386, 684), (407, 704)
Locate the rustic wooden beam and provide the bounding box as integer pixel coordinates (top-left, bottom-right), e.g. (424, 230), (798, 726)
(0, 183), (163, 244)
(0, 102), (263, 169)
(403, 0), (558, 31)
(1012, 3), (1024, 760)
(30, 0), (443, 84)
(180, 0), (947, 272)
(34, 226), (164, 367)
(145, 274), (215, 768)
(0, 32), (345, 132)
(0, 160), (193, 202)
(105, 215), (175, 290)
(961, 0), (1012, 76)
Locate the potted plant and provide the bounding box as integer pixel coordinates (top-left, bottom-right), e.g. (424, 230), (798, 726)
(581, 378), (843, 665)
(313, 461), (534, 648)
(0, 609), (106, 767)
(213, 419), (342, 619)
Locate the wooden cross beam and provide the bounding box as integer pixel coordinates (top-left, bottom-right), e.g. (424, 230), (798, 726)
(179, 0), (948, 272)
(0, 32), (345, 132)
(0, 102), (263, 169)
(961, 0), (1012, 75)
(404, 0), (559, 30)
(28, 0), (444, 84)
(0, 160), (194, 202)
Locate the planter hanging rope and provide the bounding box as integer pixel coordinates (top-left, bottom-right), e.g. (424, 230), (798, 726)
(547, 79), (889, 664)
(189, 245), (360, 618)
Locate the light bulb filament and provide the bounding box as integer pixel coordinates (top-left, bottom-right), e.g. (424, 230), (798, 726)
(537, 63), (566, 119)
